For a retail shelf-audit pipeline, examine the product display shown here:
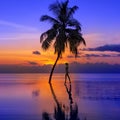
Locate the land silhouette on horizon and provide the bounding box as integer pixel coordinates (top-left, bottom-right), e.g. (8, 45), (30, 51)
(0, 62), (120, 73)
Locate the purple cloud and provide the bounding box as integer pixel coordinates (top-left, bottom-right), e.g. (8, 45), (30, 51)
(28, 61), (38, 65)
(32, 51), (41, 55)
(82, 44), (120, 52)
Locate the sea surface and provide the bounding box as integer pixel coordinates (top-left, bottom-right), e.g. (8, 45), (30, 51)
(0, 73), (120, 120)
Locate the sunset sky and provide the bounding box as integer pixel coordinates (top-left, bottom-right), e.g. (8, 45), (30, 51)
(0, 0), (120, 72)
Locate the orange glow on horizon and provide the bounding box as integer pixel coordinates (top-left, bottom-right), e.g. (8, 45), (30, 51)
(1, 46), (120, 65)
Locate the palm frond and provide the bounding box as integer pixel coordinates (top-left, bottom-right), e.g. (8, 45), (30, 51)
(54, 32), (67, 55)
(40, 28), (57, 43)
(68, 6), (78, 18)
(57, 0), (69, 23)
(62, 0), (69, 12)
(79, 35), (86, 46)
(67, 19), (81, 30)
(41, 39), (51, 50)
(40, 32), (47, 43)
(69, 40), (78, 57)
(67, 29), (85, 57)
(40, 28), (57, 50)
(49, 1), (61, 17)
(40, 15), (59, 24)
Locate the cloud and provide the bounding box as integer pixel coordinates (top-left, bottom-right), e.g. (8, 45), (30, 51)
(84, 44), (120, 52)
(0, 20), (38, 31)
(117, 54), (120, 57)
(28, 61), (39, 65)
(85, 54), (100, 57)
(67, 55), (74, 58)
(67, 53), (120, 59)
(84, 54), (117, 57)
(32, 51), (41, 55)
(101, 54), (111, 57)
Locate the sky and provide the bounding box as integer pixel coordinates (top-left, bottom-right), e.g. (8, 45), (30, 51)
(0, 0), (120, 72)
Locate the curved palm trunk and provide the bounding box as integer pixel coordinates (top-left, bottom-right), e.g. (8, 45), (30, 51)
(49, 54), (60, 83)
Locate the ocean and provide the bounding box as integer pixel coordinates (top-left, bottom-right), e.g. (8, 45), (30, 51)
(0, 73), (120, 120)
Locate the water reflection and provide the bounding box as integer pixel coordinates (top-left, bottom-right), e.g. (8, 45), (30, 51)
(42, 83), (66, 120)
(32, 89), (40, 97)
(42, 82), (81, 120)
(64, 82), (80, 120)
(1, 74), (120, 120)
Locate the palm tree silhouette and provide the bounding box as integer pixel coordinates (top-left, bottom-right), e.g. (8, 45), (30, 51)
(40, 0), (86, 83)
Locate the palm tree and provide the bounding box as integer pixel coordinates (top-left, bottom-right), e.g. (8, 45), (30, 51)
(40, 0), (86, 83)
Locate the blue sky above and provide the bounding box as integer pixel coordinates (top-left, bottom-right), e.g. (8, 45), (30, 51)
(0, 0), (120, 34)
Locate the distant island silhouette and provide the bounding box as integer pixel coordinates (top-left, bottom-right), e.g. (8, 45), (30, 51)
(0, 62), (120, 73)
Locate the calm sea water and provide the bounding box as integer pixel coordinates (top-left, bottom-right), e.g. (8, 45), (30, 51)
(0, 73), (120, 120)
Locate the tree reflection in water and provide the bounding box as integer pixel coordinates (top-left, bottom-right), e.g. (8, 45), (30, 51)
(65, 83), (79, 120)
(42, 82), (82, 120)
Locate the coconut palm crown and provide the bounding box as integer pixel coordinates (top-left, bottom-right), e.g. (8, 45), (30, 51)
(40, 0), (86, 83)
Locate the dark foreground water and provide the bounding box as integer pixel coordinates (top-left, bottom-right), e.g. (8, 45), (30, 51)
(0, 74), (120, 120)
